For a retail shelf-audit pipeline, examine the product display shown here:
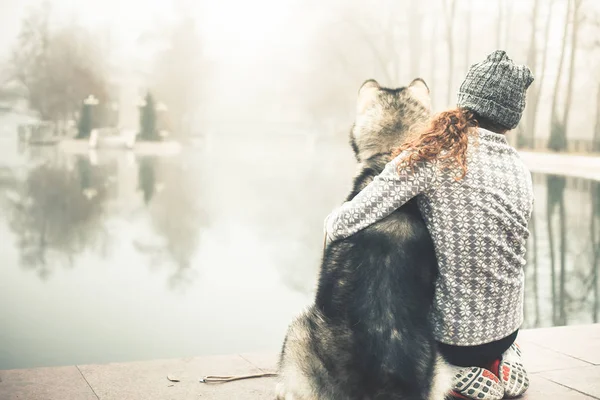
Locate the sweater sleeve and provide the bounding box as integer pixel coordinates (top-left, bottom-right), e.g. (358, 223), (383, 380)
(325, 152), (438, 241)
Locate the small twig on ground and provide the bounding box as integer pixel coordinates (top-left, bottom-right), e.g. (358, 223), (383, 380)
(199, 372), (278, 384)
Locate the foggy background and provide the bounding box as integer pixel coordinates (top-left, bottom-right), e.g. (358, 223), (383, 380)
(0, 0), (599, 150)
(0, 0), (599, 370)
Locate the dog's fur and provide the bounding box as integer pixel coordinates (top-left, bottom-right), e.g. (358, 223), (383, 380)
(276, 79), (451, 400)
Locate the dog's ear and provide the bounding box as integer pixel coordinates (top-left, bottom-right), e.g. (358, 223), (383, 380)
(357, 79), (380, 114)
(408, 78), (431, 110)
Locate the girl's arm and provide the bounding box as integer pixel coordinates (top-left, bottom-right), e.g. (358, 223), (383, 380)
(325, 153), (438, 242)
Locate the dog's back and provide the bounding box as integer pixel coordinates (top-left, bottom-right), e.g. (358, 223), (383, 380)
(277, 80), (450, 400)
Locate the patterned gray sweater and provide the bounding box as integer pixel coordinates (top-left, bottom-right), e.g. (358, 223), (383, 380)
(326, 128), (534, 346)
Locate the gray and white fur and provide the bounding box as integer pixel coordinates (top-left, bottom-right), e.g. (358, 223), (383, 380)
(277, 79), (452, 400)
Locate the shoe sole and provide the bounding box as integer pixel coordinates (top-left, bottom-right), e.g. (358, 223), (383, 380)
(452, 367), (504, 400)
(500, 360), (530, 398)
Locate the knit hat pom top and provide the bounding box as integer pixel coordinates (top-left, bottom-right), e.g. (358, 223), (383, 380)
(457, 50), (534, 130)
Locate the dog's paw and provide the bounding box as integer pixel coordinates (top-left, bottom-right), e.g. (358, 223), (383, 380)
(275, 381), (288, 400)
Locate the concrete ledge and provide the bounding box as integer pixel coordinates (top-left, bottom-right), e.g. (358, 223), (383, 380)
(519, 151), (600, 181)
(2, 324), (599, 399)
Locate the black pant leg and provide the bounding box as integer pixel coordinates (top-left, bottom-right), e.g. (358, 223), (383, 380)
(437, 330), (519, 367)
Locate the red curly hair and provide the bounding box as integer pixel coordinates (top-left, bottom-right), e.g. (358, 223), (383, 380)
(391, 108), (482, 181)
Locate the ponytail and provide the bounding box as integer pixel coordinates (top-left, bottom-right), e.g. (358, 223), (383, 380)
(391, 108), (478, 181)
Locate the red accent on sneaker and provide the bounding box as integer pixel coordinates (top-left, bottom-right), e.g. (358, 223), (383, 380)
(486, 358), (501, 377)
(502, 365), (510, 382)
(481, 369), (500, 383)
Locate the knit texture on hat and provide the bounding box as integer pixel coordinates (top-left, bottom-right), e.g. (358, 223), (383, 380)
(457, 50), (534, 129)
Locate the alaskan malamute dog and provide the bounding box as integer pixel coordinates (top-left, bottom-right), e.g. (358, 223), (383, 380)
(277, 79), (451, 400)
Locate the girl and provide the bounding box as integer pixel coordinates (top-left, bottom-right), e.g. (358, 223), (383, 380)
(325, 50), (534, 400)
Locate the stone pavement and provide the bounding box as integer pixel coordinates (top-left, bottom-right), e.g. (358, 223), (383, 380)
(1, 324), (599, 399)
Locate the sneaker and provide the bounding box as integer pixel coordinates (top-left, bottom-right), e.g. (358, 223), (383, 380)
(498, 343), (529, 398)
(449, 366), (504, 400)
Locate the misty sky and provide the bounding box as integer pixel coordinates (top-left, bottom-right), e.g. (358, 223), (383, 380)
(1, 0), (599, 139)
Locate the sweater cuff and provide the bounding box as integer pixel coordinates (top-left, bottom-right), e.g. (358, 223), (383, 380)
(323, 211), (338, 241)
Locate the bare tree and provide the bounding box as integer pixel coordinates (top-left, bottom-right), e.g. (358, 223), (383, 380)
(430, 10), (439, 111)
(522, 0), (558, 149)
(340, 18), (395, 85)
(151, 16), (205, 138)
(503, 0), (515, 53)
(548, 0), (584, 151)
(292, 0), (417, 131)
(337, 0), (419, 88)
(525, 0), (556, 149)
(591, 13), (600, 152)
(561, 0), (583, 139)
(595, 84), (600, 152)
(592, 182), (600, 322)
(548, 0), (573, 151)
(408, 0), (422, 80)
(520, 0), (541, 148)
(464, 0), (472, 74)
(10, 2), (52, 119)
(292, 19), (368, 132)
(496, 0), (505, 49)
(10, 3), (110, 127)
(443, 0), (458, 107)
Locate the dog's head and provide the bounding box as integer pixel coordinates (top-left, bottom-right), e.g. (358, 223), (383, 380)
(350, 78), (432, 162)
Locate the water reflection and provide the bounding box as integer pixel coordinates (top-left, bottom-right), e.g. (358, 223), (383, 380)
(137, 157), (157, 205)
(0, 148), (207, 289)
(593, 181), (600, 323)
(523, 174), (600, 329)
(0, 137), (599, 369)
(134, 156), (206, 290)
(5, 148), (599, 317)
(6, 156), (112, 279)
(547, 175), (566, 325)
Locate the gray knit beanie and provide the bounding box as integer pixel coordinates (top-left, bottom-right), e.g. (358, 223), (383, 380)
(457, 50), (534, 129)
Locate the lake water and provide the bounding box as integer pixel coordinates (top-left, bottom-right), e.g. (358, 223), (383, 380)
(0, 131), (598, 370)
